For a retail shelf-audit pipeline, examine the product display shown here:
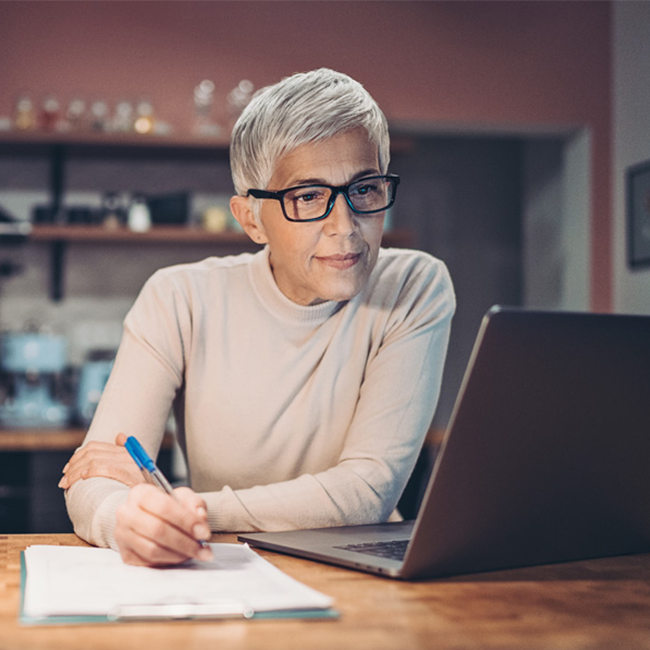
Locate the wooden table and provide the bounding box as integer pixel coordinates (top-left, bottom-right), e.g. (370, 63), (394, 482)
(3, 534), (650, 650)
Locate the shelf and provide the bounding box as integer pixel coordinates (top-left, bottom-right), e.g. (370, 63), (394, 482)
(30, 225), (257, 245)
(29, 225), (414, 301)
(0, 429), (174, 452)
(0, 129), (414, 153)
(0, 129), (230, 151)
(30, 226), (259, 301)
(30, 224), (413, 247)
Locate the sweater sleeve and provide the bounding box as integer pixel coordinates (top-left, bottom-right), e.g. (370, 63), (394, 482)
(203, 257), (455, 532)
(64, 270), (187, 549)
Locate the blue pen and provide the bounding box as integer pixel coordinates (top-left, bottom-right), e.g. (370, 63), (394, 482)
(125, 438), (155, 485)
(125, 436), (210, 550)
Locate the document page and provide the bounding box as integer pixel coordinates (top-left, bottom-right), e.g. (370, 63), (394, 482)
(23, 543), (333, 620)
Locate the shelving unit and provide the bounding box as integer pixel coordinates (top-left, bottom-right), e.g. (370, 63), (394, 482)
(28, 225), (413, 300)
(1, 132), (414, 300)
(6, 131), (244, 299)
(0, 131), (231, 221)
(30, 225), (261, 300)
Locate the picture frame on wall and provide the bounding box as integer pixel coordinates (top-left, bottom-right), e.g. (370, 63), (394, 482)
(627, 159), (650, 269)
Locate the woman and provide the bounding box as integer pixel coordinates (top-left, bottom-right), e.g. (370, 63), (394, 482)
(60, 68), (455, 567)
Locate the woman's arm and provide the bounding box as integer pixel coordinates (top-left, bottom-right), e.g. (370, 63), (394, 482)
(63, 269), (190, 551)
(63, 324), (213, 565)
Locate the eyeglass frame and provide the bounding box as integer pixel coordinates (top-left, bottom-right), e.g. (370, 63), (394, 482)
(246, 174), (400, 223)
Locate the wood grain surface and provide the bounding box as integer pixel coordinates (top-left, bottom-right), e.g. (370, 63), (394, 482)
(2, 534), (650, 650)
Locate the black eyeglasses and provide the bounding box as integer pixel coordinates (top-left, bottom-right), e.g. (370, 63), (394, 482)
(246, 174), (400, 223)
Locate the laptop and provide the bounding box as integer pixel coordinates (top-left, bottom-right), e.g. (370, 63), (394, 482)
(239, 306), (650, 580)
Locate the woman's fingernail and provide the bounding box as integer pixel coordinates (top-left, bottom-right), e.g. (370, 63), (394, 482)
(62, 463), (69, 473)
(194, 523), (210, 540)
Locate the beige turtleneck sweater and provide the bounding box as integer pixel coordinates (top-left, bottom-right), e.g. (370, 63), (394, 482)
(65, 246), (455, 550)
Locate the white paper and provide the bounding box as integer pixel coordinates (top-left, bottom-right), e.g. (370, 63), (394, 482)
(23, 543), (333, 620)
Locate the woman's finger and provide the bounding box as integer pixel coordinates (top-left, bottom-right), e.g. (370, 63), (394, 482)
(58, 441), (144, 489)
(115, 485), (212, 566)
(173, 486), (208, 515)
(116, 504), (197, 565)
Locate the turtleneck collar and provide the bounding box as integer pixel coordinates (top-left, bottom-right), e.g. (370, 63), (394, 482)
(249, 247), (343, 325)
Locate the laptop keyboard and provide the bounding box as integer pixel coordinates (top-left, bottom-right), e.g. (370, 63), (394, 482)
(334, 539), (409, 561)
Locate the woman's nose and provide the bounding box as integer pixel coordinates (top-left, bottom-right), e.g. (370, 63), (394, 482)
(324, 193), (357, 236)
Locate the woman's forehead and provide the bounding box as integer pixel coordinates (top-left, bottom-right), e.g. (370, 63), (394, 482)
(269, 130), (380, 189)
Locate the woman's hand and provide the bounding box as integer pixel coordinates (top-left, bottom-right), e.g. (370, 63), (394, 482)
(114, 484), (213, 566)
(58, 433), (144, 489)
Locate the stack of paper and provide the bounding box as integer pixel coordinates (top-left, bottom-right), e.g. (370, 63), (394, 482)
(21, 543), (335, 624)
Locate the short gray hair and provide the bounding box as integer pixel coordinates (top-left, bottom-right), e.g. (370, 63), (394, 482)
(230, 68), (390, 197)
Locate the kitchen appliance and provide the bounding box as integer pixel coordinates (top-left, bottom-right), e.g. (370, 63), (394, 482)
(75, 350), (114, 427)
(0, 332), (70, 429)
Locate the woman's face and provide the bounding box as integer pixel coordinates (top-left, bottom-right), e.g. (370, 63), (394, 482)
(258, 129), (385, 306)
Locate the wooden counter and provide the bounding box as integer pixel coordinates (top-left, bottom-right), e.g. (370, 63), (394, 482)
(0, 429), (175, 452)
(0, 429), (87, 452)
(3, 533), (650, 649)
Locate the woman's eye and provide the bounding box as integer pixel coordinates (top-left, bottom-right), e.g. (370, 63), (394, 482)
(352, 182), (379, 196)
(293, 189), (325, 203)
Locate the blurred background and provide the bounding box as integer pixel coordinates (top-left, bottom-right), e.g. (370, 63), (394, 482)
(0, 0), (647, 531)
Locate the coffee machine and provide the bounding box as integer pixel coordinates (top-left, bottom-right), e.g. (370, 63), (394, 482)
(75, 349), (114, 427)
(0, 332), (71, 429)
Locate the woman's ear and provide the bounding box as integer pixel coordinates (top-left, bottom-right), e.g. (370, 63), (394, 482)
(230, 196), (269, 245)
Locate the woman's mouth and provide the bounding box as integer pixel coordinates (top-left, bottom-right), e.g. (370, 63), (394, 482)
(315, 253), (362, 270)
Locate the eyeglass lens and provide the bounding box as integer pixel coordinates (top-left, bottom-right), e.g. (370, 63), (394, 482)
(283, 177), (395, 221)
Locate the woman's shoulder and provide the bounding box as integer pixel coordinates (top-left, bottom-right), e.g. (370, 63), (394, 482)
(128, 252), (261, 320)
(374, 247), (452, 285)
(151, 252), (258, 283)
(363, 247), (455, 317)
(140, 252), (259, 298)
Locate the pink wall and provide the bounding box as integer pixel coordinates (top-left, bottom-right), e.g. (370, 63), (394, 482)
(0, 0), (612, 309)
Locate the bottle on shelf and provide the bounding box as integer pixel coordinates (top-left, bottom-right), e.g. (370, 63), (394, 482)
(226, 79), (254, 129)
(134, 100), (154, 134)
(13, 95), (36, 131)
(65, 97), (88, 132)
(40, 96), (61, 132)
(112, 101), (134, 133)
(90, 100), (109, 132)
(127, 194), (152, 232)
(193, 80), (221, 138)
(100, 191), (126, 230)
